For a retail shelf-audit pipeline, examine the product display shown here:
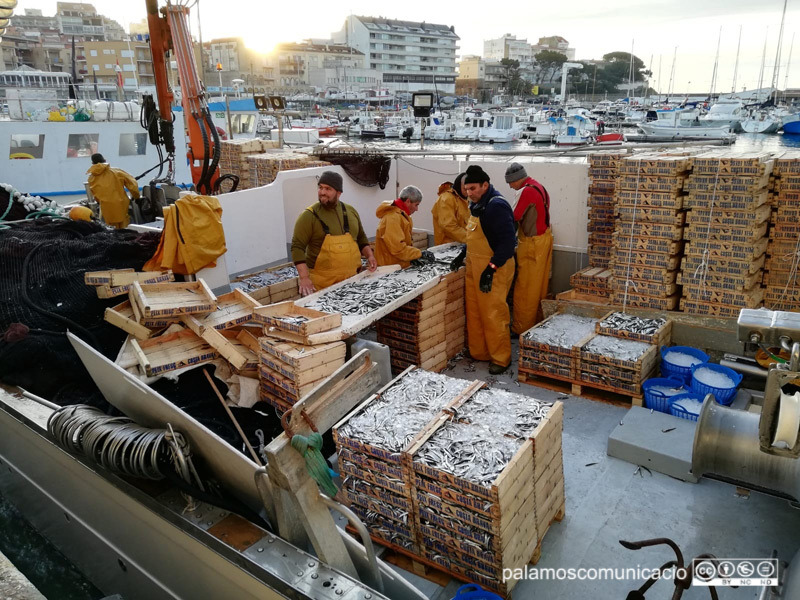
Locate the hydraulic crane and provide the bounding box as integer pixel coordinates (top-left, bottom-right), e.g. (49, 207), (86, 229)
(144, 0), (236, 198)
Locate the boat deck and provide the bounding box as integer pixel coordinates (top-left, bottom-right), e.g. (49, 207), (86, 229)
(380, 338), (800, 599)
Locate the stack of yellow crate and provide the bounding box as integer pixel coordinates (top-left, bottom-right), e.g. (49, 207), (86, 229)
(611, 153), (690, 311)
(764, 151), (800, 311)
(219, 139), (280, 189)
(680, 151), (772, 317)
(247, 152), (331, 187)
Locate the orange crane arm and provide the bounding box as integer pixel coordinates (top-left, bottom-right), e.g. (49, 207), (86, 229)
(146, 0), (220, 194)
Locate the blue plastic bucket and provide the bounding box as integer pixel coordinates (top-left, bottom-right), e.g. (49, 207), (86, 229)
(452, 584), (504, 600)
(642, 377), (686, 413)
(660, 346), (710, 384)
(689, 363), (742, 406)
(669, 392), (705, 421)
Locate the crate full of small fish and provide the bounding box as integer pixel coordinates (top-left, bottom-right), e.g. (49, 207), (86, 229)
(230, 263), (299, 303)
(596, 312), (672, 345)
(579, 333), (658, 377)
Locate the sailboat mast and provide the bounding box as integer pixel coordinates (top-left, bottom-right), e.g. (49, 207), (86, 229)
(709, 26), (722, 100)
(757, 28), (768, 102)
(628, 40), (635, 99)
(657, 54), (662, 104)
(731, 25), (742, 94)
(771, 0), (789, 95)
(667, 46), (677, 102)
(783, 32), (795, 101)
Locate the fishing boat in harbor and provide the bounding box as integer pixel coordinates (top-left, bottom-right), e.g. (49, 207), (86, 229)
(638, 108), (734, 139)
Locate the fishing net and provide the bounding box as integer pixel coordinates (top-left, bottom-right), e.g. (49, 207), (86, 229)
(0, 219), (289, 461)
(317, 153), (392, 189)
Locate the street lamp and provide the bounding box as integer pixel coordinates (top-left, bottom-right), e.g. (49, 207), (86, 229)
(217, 62), (223, 95)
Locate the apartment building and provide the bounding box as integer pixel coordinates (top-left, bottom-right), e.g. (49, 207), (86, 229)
(332, 16), (459, 93)
(272, 41), (364, 89)
(484, 34), (533, 76)
(55, 3), (125, 41)
(63, 39), (154, 90)
(456, 55), (506, 101)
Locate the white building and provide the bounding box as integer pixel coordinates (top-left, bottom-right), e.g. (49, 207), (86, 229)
(483, 34), (533, 76)
(532, 36), (576, 61)
(332, 16), (459, 94)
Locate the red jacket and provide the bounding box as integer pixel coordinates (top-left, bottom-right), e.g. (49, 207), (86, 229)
(514, 176), (550, 237)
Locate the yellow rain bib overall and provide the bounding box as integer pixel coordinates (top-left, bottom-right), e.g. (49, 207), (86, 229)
(512, 227), (553, 335)
(308, 205), (362, 291)
(465, 214), (515, 367)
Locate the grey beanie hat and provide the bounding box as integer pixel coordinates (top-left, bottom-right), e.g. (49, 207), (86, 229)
(318, 170), (343, 192)
(505, 162), (527, 183)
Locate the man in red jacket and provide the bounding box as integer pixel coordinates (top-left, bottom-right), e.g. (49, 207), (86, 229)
(505, 162), (553, 335)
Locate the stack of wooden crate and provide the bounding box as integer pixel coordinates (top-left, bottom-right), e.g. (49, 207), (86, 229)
(252, 302), (344, 410)
(219, 139), (281, 189)
(680, 152), (772, 317)
(568, 267), (612, 301)
(377, 278), (449, 374)
(443, 268), (466, 358)
(518, 313), (599, 383)
(577, 332), (658, 399)
(409, 392), (564, 596)
(257, 336), (346, 412)
(764, 151), (800, 311)
(231, 263), (299, 303)
(411, 230), (429, 250)
(610, 154), (690, 311)
(247, 152), (331, 187)
(333, 369), (481, 554)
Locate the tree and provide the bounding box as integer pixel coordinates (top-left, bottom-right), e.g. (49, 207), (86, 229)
(533, 50), (567, 84)
(500, 58), (523, 94)
(599, 52), (652, 95)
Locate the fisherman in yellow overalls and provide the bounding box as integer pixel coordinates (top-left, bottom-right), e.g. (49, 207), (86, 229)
(451, 165), (517, 375)
(505, 162), (553, 335)
(291, 171), (377, 295)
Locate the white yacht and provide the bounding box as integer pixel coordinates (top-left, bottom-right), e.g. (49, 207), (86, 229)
(638, 108), (734, 139)
(478, 112), (523, 143)
(741, 108), (782, 134)
(699, 100), (746, 132)
(454, 114), (492, 142)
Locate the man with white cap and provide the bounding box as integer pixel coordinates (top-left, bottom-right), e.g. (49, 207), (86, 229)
(505, 162), (553, 335)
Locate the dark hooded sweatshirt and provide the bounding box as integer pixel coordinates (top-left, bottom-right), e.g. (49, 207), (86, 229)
(469, 185), (516, 268)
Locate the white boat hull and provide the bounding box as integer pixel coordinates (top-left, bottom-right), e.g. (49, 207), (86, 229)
(741, 118), (780, 134)
(637, 123), (733, 139)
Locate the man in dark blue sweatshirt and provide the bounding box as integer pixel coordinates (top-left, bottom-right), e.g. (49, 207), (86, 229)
(460, 164), (517, 374)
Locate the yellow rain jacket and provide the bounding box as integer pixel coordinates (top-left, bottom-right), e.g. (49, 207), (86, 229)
(143, 194), (226, 275)
(374, 200), (422, 269)
(431, 182), (469, 245)
(87, 163), (140, 229)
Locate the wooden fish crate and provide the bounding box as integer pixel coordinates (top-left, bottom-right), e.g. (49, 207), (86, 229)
(763, 270), (800, 288)
(773, 151), (800, 176)
(588, 167), (618, 179)
(683, 285), (764, 307)
(677, 270), (762, 291)
(577, 368), (654, 397)
(589, 152), (626, 167)
(684, 190), (769, 211)
(194, 289), (260, 330)
(612, 235), (683, 256)
(615, 221), (684, 240)
(589, 180), (616, 194)
(685, 172), (771, 194)
(684, 238), (769, 262)
(104, 300), (178, 340)
(617, 156), (691, 176)
(84, 268), (135, 286)
(680, 298), (762, 317)
(259, 348), (343, 386)
(129, 328), (218, 377)
(258, 335), (345, 371)
(770, 222), (800, 242)
(518, 358), (575, 383)
(412, 229), (429, 250)
(231, 262), (299, 303)
(609, 277), (679, 297)
(94, 270), (175, 299)
(764, 288), (800, 310)
(615, 251), (682, 270)
(775, 176), (800, 193)
(595, 311), (673, 345)
(683, 223), (769, 245)
(617, 175), (686, 193)
(616, 206), (686, 224)
(687, 205), (771, 228)
(681, 254), (766, 277)
(691, 151), (773, 175)
(775, 206), (800, 222)
(347, 506), (419, 554)
(610, 263), (677, 284)
(569, 267), (612, 288)
(129, 280), (217, 319)
(343, 478), (415, 514)
(579, 333), (659, 375)
(253, 301), (340, 336)
(610, 292), (680, 311)
(519, 314), (598, 359)
(587, 193), (615, 207)
(614, 189), (685, 209)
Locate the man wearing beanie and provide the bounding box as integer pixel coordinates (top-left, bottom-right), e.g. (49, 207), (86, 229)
(431, 172), (469, 245)
(291, 170), (376, 295)
(505, 162), (553, 334)
(458, 164), (516, 374)
(86, 153), (140, 229)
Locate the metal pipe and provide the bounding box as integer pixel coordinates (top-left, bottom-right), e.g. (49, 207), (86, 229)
(17, 387), (59, 411)
(720, 359), (769, 379)
(318, 494), (384, 594)
(692, 399), (800, 501)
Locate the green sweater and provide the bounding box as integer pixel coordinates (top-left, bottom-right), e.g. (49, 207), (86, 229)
(291, 201), (370, 269)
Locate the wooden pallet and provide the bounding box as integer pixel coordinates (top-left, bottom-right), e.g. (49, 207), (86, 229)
(518, 368), (644, 408)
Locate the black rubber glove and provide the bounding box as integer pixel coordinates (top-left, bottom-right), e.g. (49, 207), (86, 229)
(449, 246), (467, 272)
(411, 250), (436, 267)
(479, 264), (495, 293)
